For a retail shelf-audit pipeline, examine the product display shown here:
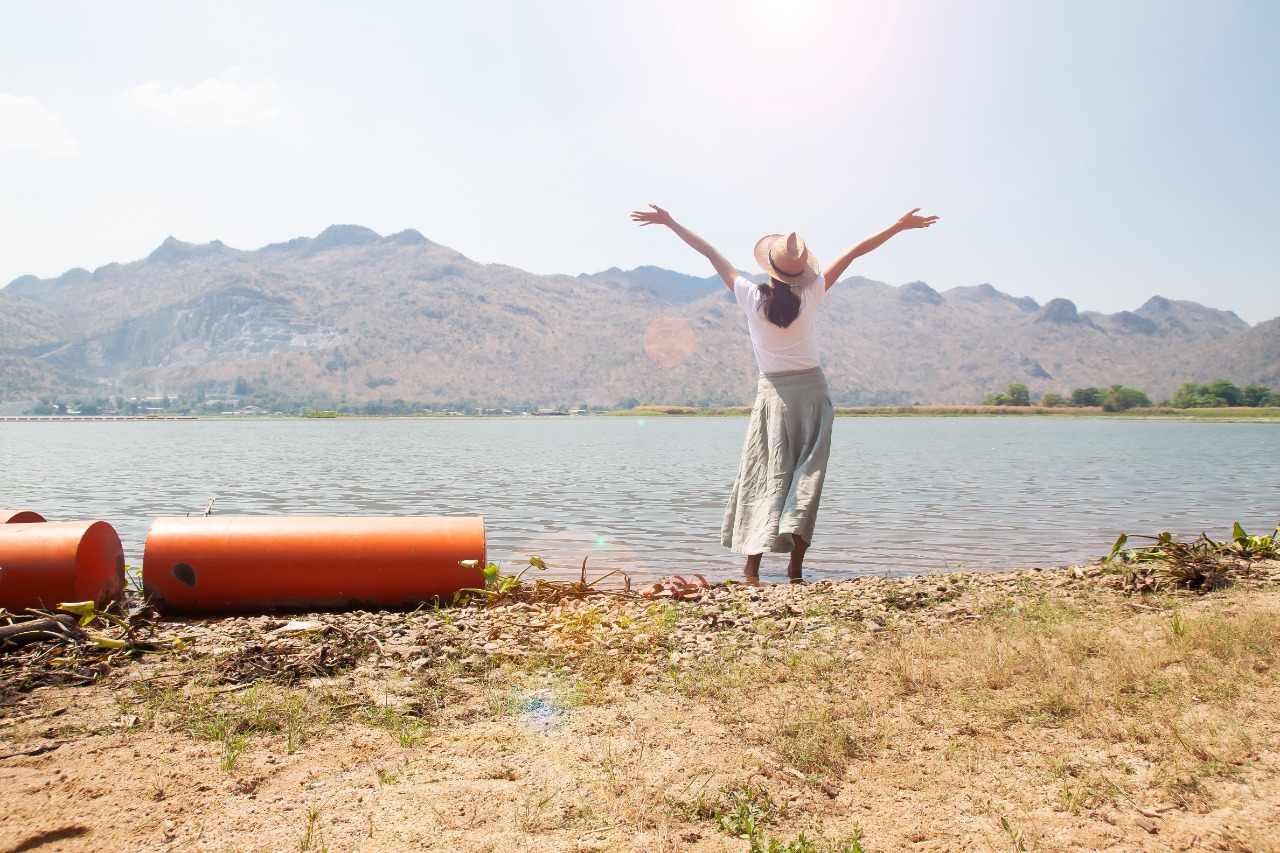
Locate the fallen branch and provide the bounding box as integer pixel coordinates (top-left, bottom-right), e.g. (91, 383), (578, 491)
(0, 615), (84, 650)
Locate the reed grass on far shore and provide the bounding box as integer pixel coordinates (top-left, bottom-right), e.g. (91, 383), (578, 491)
(606, 404), (1280, 420)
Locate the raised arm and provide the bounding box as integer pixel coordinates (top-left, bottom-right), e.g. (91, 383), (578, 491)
(822, 208), (939, 290)
(631, 204), (738, 291)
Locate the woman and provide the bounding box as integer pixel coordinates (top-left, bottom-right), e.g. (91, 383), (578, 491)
(631, 204), (938, 583)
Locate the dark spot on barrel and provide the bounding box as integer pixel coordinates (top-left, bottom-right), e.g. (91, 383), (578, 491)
(172, 563), (197, 587)
(116, 555), (125, 573)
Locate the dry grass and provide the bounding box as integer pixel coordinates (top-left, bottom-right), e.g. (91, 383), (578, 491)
(881, 592), (1276, 714)
(3, 575), (1279, 851)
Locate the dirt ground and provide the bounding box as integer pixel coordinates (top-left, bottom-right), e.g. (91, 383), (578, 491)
(2, 561), (1278, 852)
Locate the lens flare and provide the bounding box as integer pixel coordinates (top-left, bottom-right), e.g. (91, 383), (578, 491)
(520, 695), (564, 731)
(644, 316), (696, 368)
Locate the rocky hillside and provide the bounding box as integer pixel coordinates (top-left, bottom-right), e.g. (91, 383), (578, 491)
(0, 226), (1272, 407)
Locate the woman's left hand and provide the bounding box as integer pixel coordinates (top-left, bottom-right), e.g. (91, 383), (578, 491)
(631, 204), (674, 227)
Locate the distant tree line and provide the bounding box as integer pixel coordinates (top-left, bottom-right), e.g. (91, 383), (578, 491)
(981, 379), (1278, 410)
(26, 395), (159, 416)
(1038, 385), (1152, 411)
(1168, 380), (1278, 408)
(25, 378), (1279, 417)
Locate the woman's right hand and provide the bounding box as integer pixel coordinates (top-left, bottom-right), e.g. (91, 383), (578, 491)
(630, 204), (674, 227)
(896, 208), (939, 230)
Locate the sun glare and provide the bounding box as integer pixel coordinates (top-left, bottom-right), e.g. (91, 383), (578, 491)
(673, 0), (898, 112)
(754, 0), (816, 36)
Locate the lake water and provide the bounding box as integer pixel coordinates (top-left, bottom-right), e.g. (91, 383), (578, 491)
(1, 417), (1276, 585)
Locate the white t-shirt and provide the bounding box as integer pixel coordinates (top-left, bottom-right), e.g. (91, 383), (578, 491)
(733, 275), (826, 373)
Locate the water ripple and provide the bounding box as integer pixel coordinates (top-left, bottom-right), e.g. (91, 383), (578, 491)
(2, 417), (1275, 584)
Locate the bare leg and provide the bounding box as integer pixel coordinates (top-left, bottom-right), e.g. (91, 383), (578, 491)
(787, 535), (809, 583)
(744, 553), (762, 585)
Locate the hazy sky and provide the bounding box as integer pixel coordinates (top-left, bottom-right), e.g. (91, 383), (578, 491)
(3, 1), (1277, 321)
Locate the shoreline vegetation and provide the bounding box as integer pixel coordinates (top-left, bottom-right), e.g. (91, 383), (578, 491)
(2, 532), (1278, 850)
(11, 380), (1279, 421)
(4, 405), (1280, 422)
(615, 405), (1280, 420)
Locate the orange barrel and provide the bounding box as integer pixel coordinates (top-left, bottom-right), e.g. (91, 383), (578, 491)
(0, 520), (126, 611)
(142, 516), (486, 613)
(1, 510), (47, 523)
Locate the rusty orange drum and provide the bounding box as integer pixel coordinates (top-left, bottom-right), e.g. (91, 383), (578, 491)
(1, 509), (48, 523)
(0, 520), (126, 611)
(142, 516), (486, 613)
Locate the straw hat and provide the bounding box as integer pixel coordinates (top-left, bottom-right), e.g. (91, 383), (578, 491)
(753, 232), (820, 288)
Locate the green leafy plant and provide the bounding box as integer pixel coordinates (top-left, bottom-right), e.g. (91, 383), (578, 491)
(57, 600), (188, 653)
(365, 704), (429, 748)
(703, 780), (864, 853)
(711, 785), (783, 840)
(1103, 523), (1280, 591)
(454, 554), (629, 606)
(196, 713), (256, 772)
(220, 729), (254, 772)
(718, 799), (764, 839)
(1058, 778), (1086, 814)
(373, 764), (402, 786)
(750, 831), (866, 853)
(455, 555), (546, 603)
(299, 806), (327, 851)
(999, 816), (1027, 852)
(280, 693), (314, 755)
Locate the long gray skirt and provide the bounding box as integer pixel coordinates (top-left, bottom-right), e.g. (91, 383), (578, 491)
(721, 366), (835, 554)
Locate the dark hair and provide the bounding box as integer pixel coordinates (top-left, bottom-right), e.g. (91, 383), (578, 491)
(757, 278), (801, 328)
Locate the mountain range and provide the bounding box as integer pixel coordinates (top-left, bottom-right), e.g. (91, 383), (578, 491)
(2, 224), (1276, 408)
